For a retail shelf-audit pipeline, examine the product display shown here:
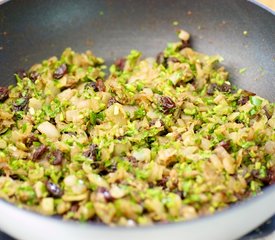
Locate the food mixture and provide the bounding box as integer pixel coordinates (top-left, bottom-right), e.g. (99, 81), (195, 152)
(0, 31), (274, 226)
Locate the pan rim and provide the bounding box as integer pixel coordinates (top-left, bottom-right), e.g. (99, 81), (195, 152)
(0, 184), (274, 230)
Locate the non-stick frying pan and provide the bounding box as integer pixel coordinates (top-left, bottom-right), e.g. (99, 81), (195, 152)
(0, 0), (274, 240)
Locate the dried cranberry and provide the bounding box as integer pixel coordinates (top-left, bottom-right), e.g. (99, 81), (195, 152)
(32, 145), (48, 161)
(107, 97), (117, 107)
(95, 79), (106, 92)
(160, 96), (176, 114)
(46, 181), (63, 197)
(83, 144), (98, 161)
(52, 150), (63, 165)
(0, 86), (9, 102)
(115, 58), (126, 71)
(53, 64), (67, 79)
(97, 187), (113, 202)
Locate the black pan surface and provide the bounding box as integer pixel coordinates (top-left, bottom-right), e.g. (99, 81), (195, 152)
(0, 0), (274, 100)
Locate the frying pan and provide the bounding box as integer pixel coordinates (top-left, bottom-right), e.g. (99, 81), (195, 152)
(0, 0), (274, 240)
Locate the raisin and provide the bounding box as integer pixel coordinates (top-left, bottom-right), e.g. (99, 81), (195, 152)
(64, 132), (77, 136)
(0, 86), (9, 102)
(115, 136), (124, 140)
(156, 52), (165, 65)
(179, 40), (191, 50)
(235, 191), (251, 201)
(219, 140), (231, 152)
(15, 69), (27, 79)
(237, 96), (249, 105)
(86, 81), (97, 91)
(266, 166), (275, 185)
(242, 90), (256, 97)
(46, 181), (63, 197)
(97, 187), (113, 202)
(10, 174), (20, 180)
(52, 150), (63, 165)
(263, 106), (272, 120)
(86, 79), (106, 92)
(109, 164), (117, 172)
(83, 144), (98, 161)
(107, 97), (117, 107)
(91, 162), (100, 169)
(174, 190), (185, 199)
(149, 119), (165, 127)
(115, 58), (126, 71)
(219, 83), (232, 93)
(53, 64), (67, 79)
(32, 145), (48, 161)
(29, 71), (39, 82)
(24, 134), (39, 148)
(160, 96), (176, 114)
(156, 176), (168, 188)
(167, 57), (180, 63)
(13, 96), (29, 112)
(127, 156), (138, 167)
(95, 79), (106, 92)
(251, 170), (260, 179)
(98, 169), (109, 176)
(237, 90), (256, 105)
(70, 203), (79, 212)
(207, 83), (218, 95)
(207, 83), (231, 95)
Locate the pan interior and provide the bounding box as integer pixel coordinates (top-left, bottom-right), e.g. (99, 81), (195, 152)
(0, 0), (274, 101)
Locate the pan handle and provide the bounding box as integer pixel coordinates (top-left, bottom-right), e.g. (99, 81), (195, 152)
(248, 0), (275, 15)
